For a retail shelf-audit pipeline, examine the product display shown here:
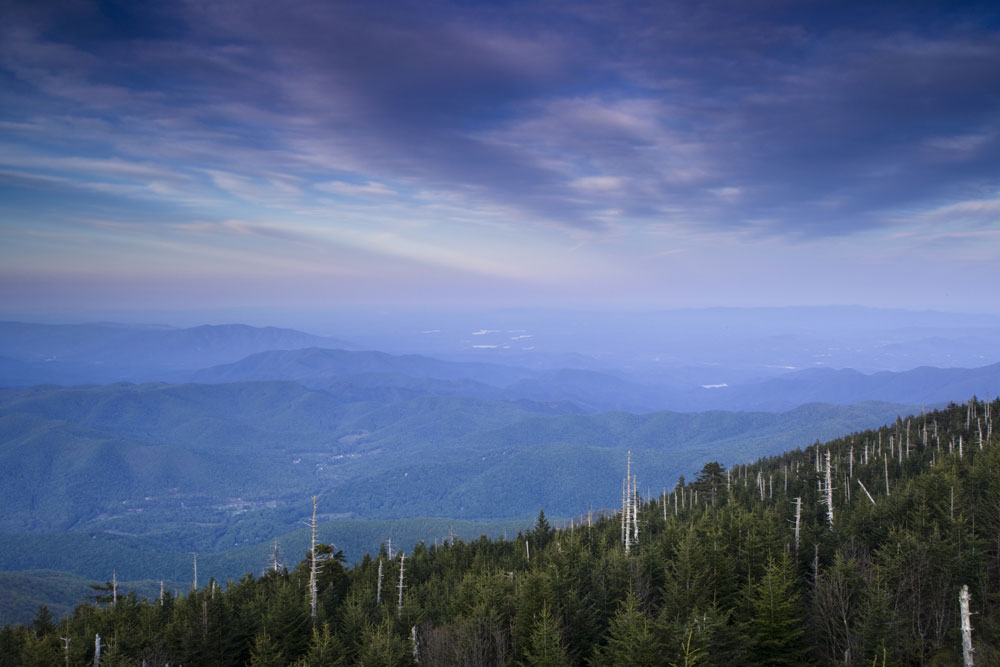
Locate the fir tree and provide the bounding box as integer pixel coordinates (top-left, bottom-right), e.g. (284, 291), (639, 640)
(523, 603), (570, 667)
(744, 554), (810, 666)
(249, 631), (286, 667)
(590, 588), (662, 667)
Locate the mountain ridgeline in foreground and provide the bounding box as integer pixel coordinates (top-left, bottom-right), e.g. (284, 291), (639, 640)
(3, 398), (999, 666)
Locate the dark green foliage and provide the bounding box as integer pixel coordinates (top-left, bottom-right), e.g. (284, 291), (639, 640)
(29, 605), (54, 637)
(523, 603), (570, 667)
(249, 631), (285, 667)
(590, 588), (662, 666)
(4, 398), (1000, 666)
(744, 554), (810, 665)
(356, 619), (412, 667)
(293, 623), (346, 666)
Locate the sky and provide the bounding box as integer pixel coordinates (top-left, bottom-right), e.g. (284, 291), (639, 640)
(1, 0), (999, 318)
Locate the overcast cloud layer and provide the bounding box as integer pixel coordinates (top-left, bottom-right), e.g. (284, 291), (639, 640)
(1, 0), (999, 313)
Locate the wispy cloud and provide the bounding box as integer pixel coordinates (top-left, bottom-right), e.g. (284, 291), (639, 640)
(1, 0), (999, 310)
(315, 180), (397, 198)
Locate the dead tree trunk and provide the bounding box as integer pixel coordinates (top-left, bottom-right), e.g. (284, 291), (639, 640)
(632, 474), (639, 544)
(857, 479), (876, 505)
(310, 496), (318, 620)
(377, 558), (383, 605)
(792, 497), (802, 557)
(960, 584), (974, 666)
(397, 552), (406, 617)
(825, 450), (834, 528)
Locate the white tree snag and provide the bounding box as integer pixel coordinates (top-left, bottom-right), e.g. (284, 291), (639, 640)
(397, 552), (406, 617)
(622, 452), (635, 553)
(624, 452), (633, 553)
(792, 497), (802, 557)
(621, 477), (627, 548)
(825, 450), (834, 528)
(960, 584), (974, 666)
(857, 479), (876, 505)
(309, 496), (318, 620)
(377, 558), (383, 605)
(192, 552), (198, 592)
(632, 474), (639, 544)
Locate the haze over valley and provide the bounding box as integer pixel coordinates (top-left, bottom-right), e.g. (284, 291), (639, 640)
(1, 307), (999, 612)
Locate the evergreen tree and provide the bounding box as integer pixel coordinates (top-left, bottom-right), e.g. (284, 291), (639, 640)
(293, 623), (346, 666)
(590, 588), (662, 667)
(18, 633), (61, 667)
(0, 626), (26, 667)
(744, 554), (810, 666)
(356, 619), (411, 667)
(249, 630), (286, 667)
(522, 603), (570, 667)
(265, 579), (311, 661)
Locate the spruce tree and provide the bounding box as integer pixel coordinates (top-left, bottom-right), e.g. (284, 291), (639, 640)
(744, 554), (810, 666)
(590, 588), (662, 667)
(249, 631), (285, 667)
(523, 603), (570, 667)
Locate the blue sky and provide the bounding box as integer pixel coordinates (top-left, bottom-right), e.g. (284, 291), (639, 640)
(1, 0), (999, 316)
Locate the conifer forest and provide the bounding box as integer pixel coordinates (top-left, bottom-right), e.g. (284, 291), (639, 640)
(3, 398), (999, 666)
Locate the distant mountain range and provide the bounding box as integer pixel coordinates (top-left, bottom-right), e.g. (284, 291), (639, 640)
(0, 321), (355, 385)
(191, 346), (1000, 414)
(3, 319), (999, 413)
(693, 363), (1000, 411)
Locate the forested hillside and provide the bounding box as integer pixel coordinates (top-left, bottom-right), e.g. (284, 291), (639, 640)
(0, 381), (914, 535)
(3, 398), (997, 665)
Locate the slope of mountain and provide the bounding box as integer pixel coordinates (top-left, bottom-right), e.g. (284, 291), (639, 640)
(0, 322), (356, 386)
(4, 398), (998, 664)
(694, 362), (1000, 411)
(0, 380), (919, 543)
(191, 347), (535, 386)
(192, 347), (674, 412)
(189, 346), (1000, 414)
